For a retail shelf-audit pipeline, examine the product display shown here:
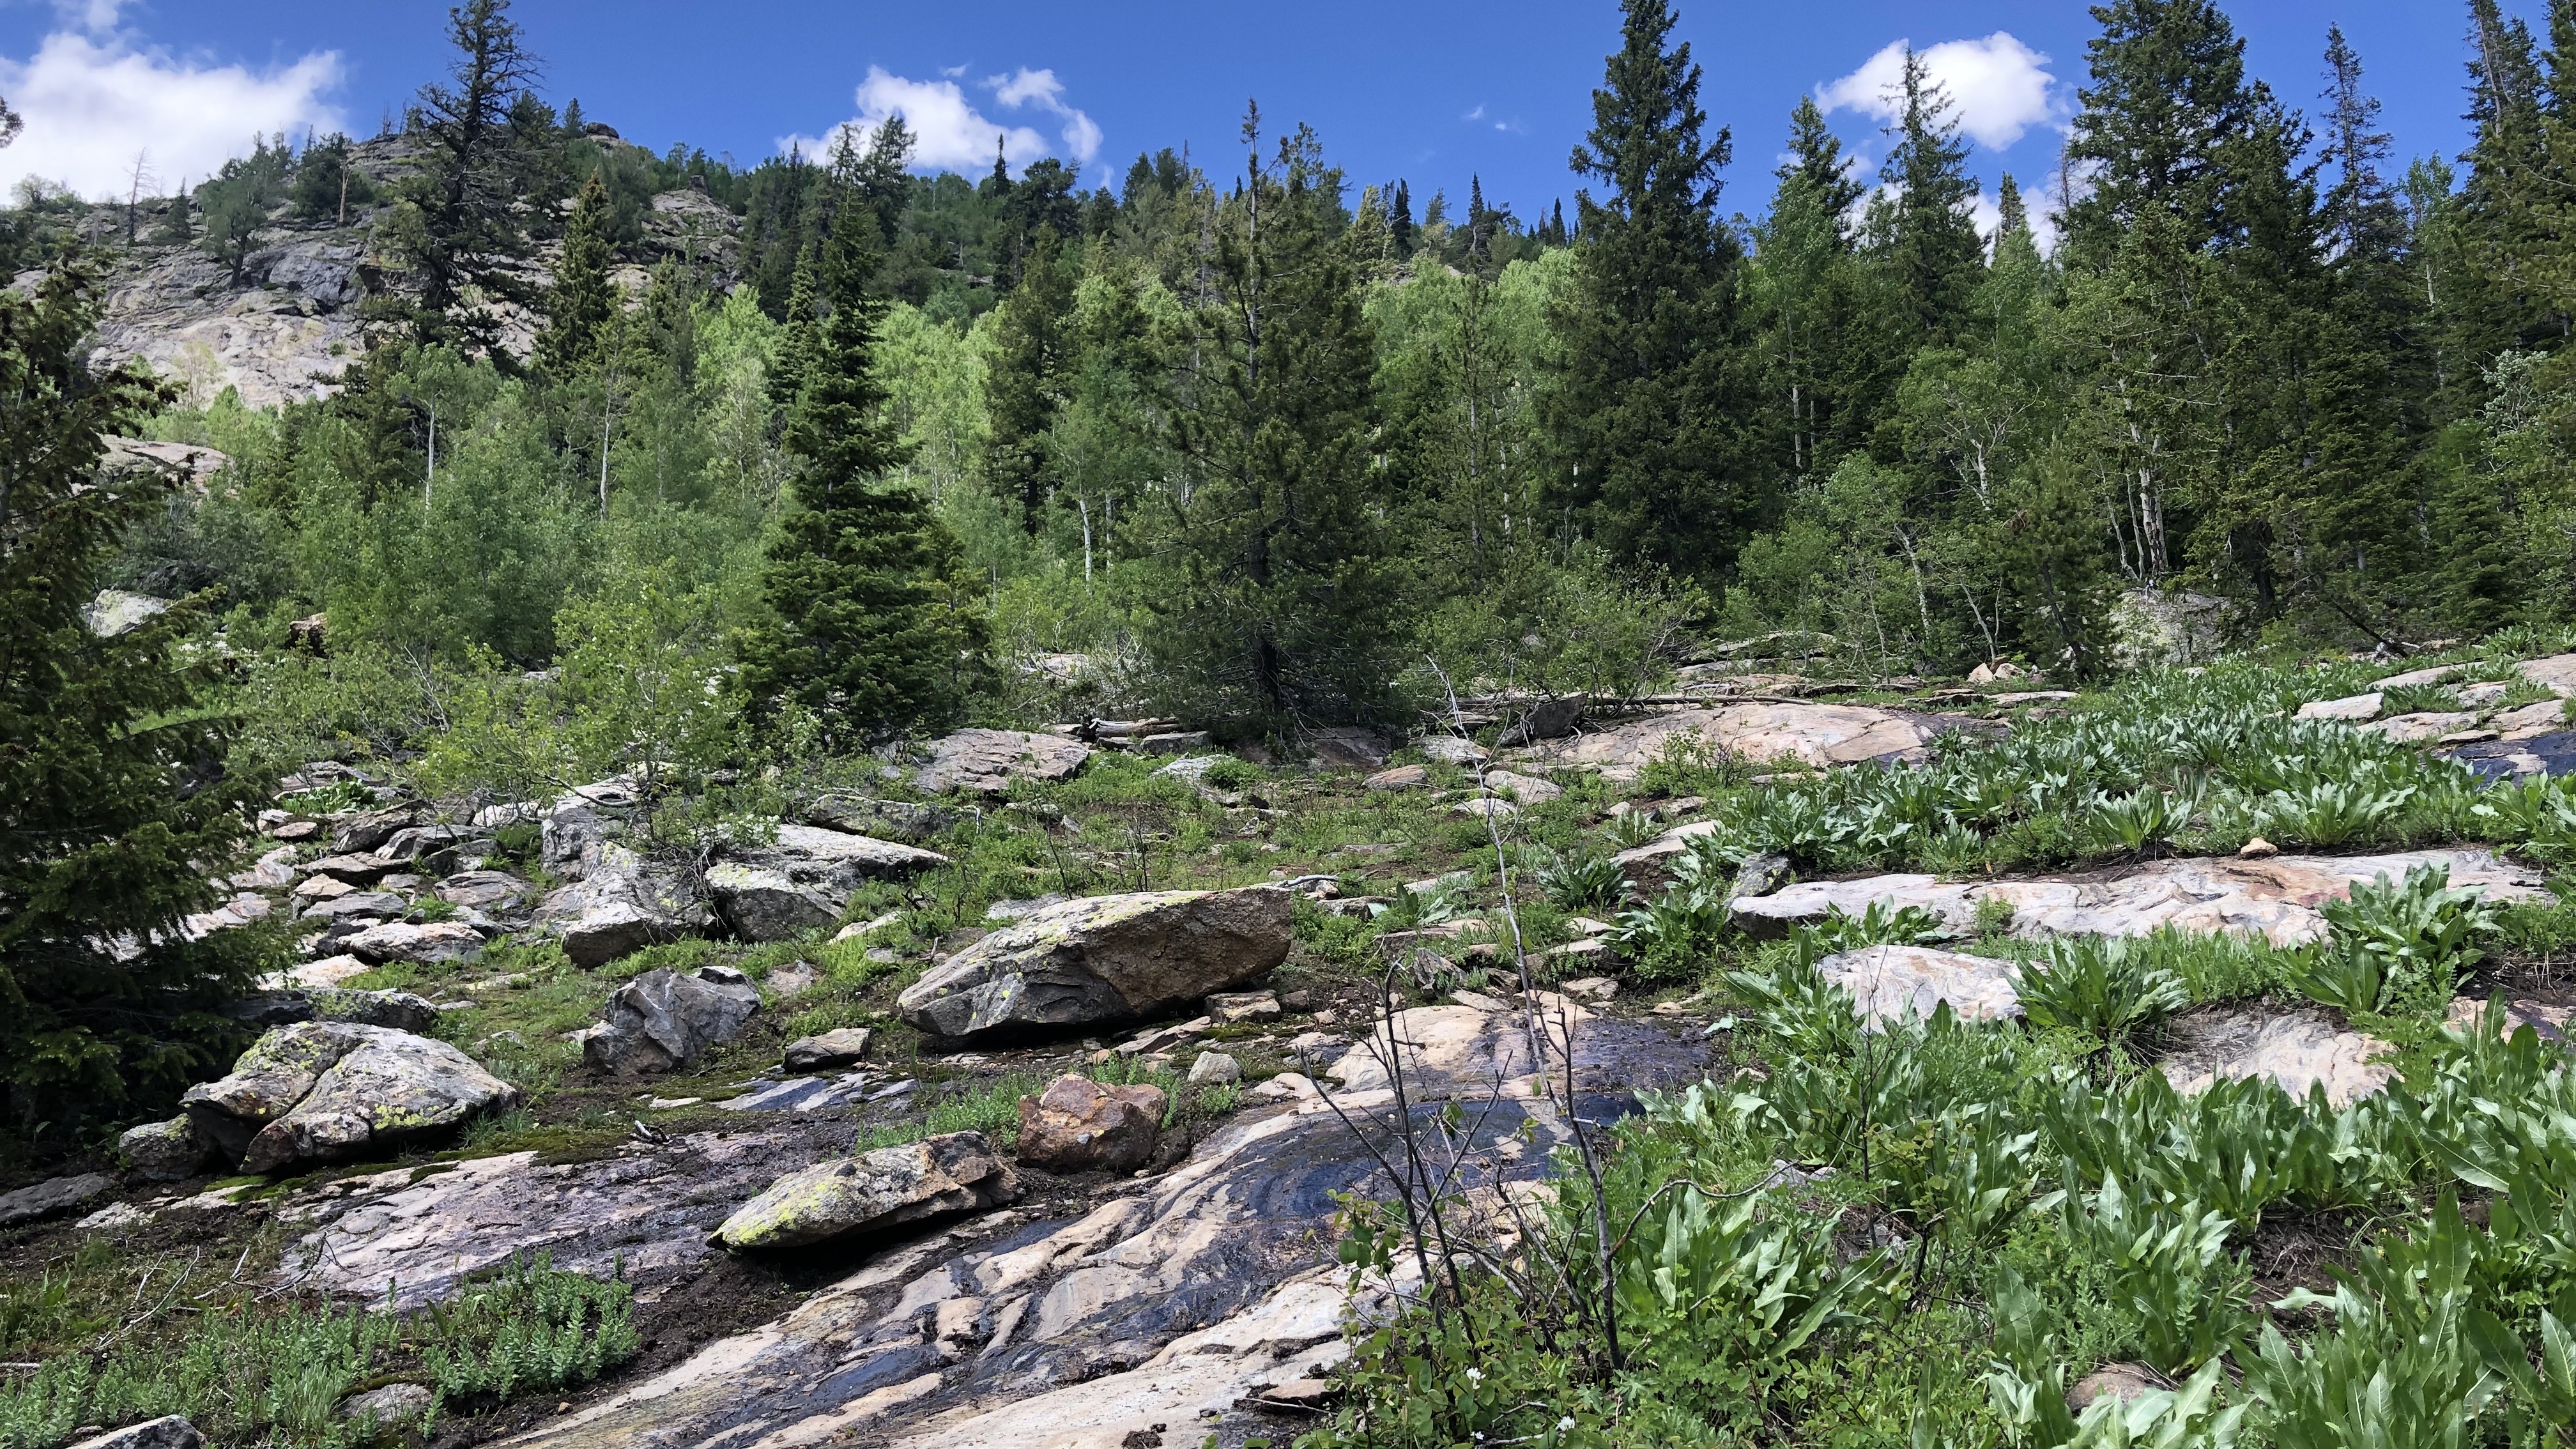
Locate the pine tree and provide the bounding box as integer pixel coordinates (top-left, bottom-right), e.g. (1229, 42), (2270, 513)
(1544, 0), (1763, 574)
(984, 225), (1072, 534)
(1144, 111), (1396, 734)
(1, 255), (262, 1136)
(400, 0), (540, 342)
(1390, 180), (1416, 257)
(735, 185), (988, 744)
(1784, 93), (1866, 226)
(1878, 47), (1986, 345)
(537, 173), (615, 374)
(2060, 0), (2263, 266)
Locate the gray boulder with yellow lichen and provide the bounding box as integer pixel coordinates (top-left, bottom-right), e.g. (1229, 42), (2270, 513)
(714, 1131), (1020, 1251)
(180, 1022), (519, 1174)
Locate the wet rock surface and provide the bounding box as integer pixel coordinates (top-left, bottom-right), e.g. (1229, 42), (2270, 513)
(899, 887), (1293, 1040)
(1729, 848), (2542, 946)
(277, 1128), (840, 1306)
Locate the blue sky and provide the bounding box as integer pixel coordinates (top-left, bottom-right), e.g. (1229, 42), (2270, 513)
(0, 0), (2542, 241)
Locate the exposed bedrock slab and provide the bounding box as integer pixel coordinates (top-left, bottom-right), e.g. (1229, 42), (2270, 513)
(1510, 702), (1973, 778)
(491, 1000), (1709, 1449)
(898, 887), (1292, 1041)
(916, 728), (1091, 795)
(276, 1128), (838, 1307)
(1729, 848), (2543, 946)
(2158, 1007), (2394, 1107)
(1816, 944), (2023, 1027)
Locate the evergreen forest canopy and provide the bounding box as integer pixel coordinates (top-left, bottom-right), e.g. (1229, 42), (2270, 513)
(24, 0), (2576, 750)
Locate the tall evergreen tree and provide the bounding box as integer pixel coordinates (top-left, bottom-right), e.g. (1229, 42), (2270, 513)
(537, 172), (615, 374)
(984, 224), (1073, 534)
(1144, 112), (1394, 733)
(1784, 94), (1866, 226)
(1544, 0), (1762, 576)
(735, 184), (986, 744)
(2, 255), (262, 1136)
(1878, 47), (1987, 345)
(2060, 0), (2264, 266)
(399, 0), (541, 342)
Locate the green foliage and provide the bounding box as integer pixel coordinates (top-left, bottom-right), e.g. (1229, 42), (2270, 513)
(0, 1253), (635, 1449)
(0, 255), (264, 1138)
(2290, 863), (2499, 1017)
(2014, 936), (2188, 1050)
(734, 167), (990, 746)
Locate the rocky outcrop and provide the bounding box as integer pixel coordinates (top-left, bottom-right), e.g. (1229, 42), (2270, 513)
(491, 995), (1707, 1449)
(1512, 702), (1961, 779)
(229, 987), (441, 1034)
(341, 920), (483, 965)
(1729, 848), (2543, 946)
(802, 794), (955, 845)
(715, 1131), (1022, 1251)
(898, 887), (1292, 1040)
(574, 967), (759, 1074)
(2296, 693), (2382, 722)
(533, 861), (714, 967)
(1818, 944), (2024, 1026)
(1016, 1077), (1166, 1173)
(712, 825), (947, 942)
(277, 1127), (838, 1306)
(84, 588), (172, 637)
(783, 1027), (873, 1071)
(916, 729), (1091, 795)
(119, 1116), (213, 1181)
(2158, 1007), (2393, 1107)
(65, 1417), (203, 1449)
(180, 1022), (519, 1174)
(0, 1172), (113, 1227)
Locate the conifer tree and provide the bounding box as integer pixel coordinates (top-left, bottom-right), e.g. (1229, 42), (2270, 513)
(1144, 112), (1395, 733)
(537, 172), (615, 374)
(1784, 94), (1866, 226)
(985, 225), (1072, 534)
(400, 0), (540, 342)
(735, 185), (987, 744)
(1390, 180), (1416, 256)
(1544, 0), (1762, 576)
(2, 255), (261, 1135)
(1878, 47), (1986, 345)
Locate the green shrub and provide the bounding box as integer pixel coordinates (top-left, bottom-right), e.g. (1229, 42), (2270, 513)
(2012, 936), (2187, 1050)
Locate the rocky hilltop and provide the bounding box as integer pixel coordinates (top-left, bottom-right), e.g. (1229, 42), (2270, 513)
(53, 132), (743, 410)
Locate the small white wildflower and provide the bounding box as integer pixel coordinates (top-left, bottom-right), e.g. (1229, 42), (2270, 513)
(1464, 1367), (1483, 1383)
(1559, 1416), (1576, 1432)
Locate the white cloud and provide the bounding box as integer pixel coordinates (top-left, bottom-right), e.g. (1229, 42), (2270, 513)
(0, 29), (344, 200)
(785, 64), (1100, 176)
(1818, 33), (2058, 151)
(54, 0), (123, 31)
(1463, 103), (1485, 121)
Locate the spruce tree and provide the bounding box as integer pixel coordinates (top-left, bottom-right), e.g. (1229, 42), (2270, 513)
(984, 224), (1071, 534)
(1784, 93), (1866, 226)
(2060, 0), (2262, 266)
(537, 172), (615, 374)
(1144, 112), (1395, 733)
(1543, 0), (1762, 576)
(735, 188), (987, 744)
(1, 255), (261, 1136)
(400, 0), (540, 342)
(1879, 48), (1986, 346)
